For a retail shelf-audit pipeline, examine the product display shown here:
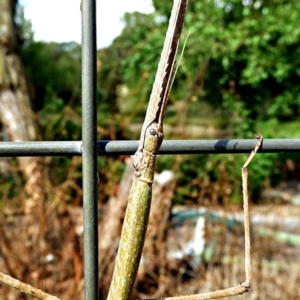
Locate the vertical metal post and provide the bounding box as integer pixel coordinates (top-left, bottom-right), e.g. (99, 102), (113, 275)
(81, 1), (98, 300)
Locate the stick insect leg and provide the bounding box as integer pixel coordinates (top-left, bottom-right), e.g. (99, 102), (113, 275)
(242, 134), (263, 287)
(142, 135), (263, 300)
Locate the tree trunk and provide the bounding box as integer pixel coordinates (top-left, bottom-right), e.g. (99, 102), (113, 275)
(0, 0), (48, 219)
(0, 3), (84, 299)
(0, 0), (51, 283)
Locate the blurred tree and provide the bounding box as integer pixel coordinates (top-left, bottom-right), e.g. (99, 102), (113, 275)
(0, 0), (48, 208)
(20, 41), (82, 141)
(0, 3), (85, 299)
(21, 41), (81, 111)
(99, 0), (300, 131)
(0, 0), (52, 283)
(96, 0), (300, 203)
(7, 0), (298, 203)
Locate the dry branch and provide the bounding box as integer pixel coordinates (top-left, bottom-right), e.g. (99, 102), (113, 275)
(144, 135), (263, 300)
(0, 272), (61, 300)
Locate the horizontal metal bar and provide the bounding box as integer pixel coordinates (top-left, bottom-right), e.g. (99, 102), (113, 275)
(0, 139), (299, 157)
(0, 141), (82, 156)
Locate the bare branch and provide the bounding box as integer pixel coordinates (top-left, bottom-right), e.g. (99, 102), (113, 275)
(0, 272), (61, 300)
(146, 135), (263, 300)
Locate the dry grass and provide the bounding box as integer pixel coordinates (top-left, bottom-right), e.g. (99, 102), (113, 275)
(0, 154), (299, 300)
(134, 206), (300, 300)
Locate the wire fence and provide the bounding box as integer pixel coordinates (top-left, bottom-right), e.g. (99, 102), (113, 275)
(2, 1), (300, 300)
(1, 139), (300, 157)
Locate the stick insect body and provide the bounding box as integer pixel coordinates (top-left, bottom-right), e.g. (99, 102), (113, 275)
(107, 0), (262, 299)
(107, 1), (188, 299)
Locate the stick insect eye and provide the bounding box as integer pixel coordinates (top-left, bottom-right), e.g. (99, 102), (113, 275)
(149, 128), (156, 136)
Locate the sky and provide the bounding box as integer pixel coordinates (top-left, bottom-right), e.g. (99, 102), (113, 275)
(19, 0), (154, 48)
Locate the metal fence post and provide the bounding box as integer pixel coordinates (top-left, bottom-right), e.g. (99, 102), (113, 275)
(81, 0), (99, 299)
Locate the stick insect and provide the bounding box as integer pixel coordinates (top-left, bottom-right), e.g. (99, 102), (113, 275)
(107, 0), (263, 299)
(107, 1), (188, 299)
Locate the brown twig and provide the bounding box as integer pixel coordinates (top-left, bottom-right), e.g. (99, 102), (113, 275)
(0, 272), (61, 300)
(144, 135), (263, 300)
(242, 134), (262, 286)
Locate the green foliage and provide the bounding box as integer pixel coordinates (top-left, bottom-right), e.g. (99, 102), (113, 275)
(97, 11), (172, 129)
(21, 42), (81, 109)
(20, 41), (82, 140)
(159, 151), (278, 206)
(97, 0), (300, 203)
(175, 0), (300, 124)
(17, 0), (300, 204)
(100, 0), (300, 126)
